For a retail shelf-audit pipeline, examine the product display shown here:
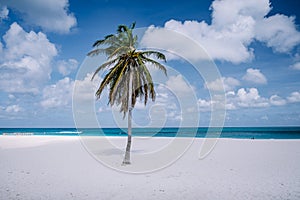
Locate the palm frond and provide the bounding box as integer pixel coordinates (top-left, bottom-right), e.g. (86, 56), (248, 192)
(138, 58), (156, 101)
(117, 25), (128, 33)
(141, 56), (167, 76)
(130, 22), (136, 29)
(92, 39), (105, 47)
(87, 48), (106, 56)
(141, 51), (167, 62)
(109, 59), (130, 104)
(91, 57), (119, 80)
(95, 58), (126, 99)
(108, 46), (131, 59)
(137, 65), (150, 105)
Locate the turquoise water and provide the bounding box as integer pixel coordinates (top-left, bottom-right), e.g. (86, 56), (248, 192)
(1, 127), (300, 139)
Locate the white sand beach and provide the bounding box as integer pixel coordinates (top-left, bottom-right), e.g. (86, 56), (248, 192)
(0, 136), (299, 200)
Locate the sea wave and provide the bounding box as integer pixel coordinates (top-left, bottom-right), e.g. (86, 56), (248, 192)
(58, 131), (82, 134)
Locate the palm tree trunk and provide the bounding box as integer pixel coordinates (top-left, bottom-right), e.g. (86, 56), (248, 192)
(123, 70), (133, 165)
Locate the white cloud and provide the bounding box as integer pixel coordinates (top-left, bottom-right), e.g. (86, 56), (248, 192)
(0, 6), (9, 21)
(57, 58), (78, 76)
(198, 93), (235, 111)
(290, 62), (300, 70)
(141, 24), (210, 62)
(198, 98), (212, 112)
(141, 19), (254, 64)
(199, 88), (300, 112)
(141, 0), (300, 64)
(156, 91), (169, 104)
(201, 87), (269, 111)
(198, 91), (236, 112)
(255, 14), (300, 53)
(152, 82), (197, 123)
(236, 88), (269, 107)
(73, 73), (101, 103)
(225, 103), (237, 110)
(224, 91), (238, 110)
(41, 77), (74, 108)
(5, 104), (22, 113)
(287, 91), (300, 103)
(210, 0), (271, 27)
(8, 94), (15, 99)
(165, 75), (193, 97)
(270, 95), (286, 106)
(156, 85), (175, 106)
(242, 68), (267, 84)
(0, 22), (57, 94)
(3, 0), (76, 33)
(205, 77), (240, 91)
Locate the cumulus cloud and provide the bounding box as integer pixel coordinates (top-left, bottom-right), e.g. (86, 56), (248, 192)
(57, 59), (78, 76)
(165, 75), (194, 97)
(198, 98), (212, 112)
(255, 14), (300, 53)
(290, 62), (300, 70)
(73, 73), (101, 103)
(199, 87), (269, 112)
(213, 88), (269, 110)
(242, 68), (267, 84)
(2, 0), (76, 33)
(153, 80), (198, 123)
(41, 77), (74, 108)
(235, 88), (269, 107)
(0, 22), (57, 94)
(5, 104), (22, 113)
(205, 77), (240, 91)
(8, 94), (15, 99)
(155, 89), (169, 105)
(141, 0), (300, 64)
(270, 95), (286, 106)
(287, 91), (300, 103)
(0, 6), (9, 21)
(198, 94), (230, 111)
(199, 88), (300, 112)
(141, 25), (210, 62)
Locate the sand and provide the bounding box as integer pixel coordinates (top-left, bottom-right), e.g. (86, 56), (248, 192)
(0, 136), (299, 200)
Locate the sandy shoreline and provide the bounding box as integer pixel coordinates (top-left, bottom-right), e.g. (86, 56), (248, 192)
(1, 136), (299, 199)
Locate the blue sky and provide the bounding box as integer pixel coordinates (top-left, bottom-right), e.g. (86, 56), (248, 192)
(0, 0), (300, 127)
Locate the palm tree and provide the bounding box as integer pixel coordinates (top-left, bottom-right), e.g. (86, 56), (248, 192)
(88, 23), (167, 165)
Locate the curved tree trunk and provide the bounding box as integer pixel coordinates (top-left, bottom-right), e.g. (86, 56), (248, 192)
(123, 70), (133, 165)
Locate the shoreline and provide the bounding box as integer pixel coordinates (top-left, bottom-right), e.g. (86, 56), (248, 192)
(1, 134), (300, 139)
(2, 126), (300, 139)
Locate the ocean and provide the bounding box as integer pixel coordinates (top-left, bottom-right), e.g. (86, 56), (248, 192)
(1, 127), (300, 139)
